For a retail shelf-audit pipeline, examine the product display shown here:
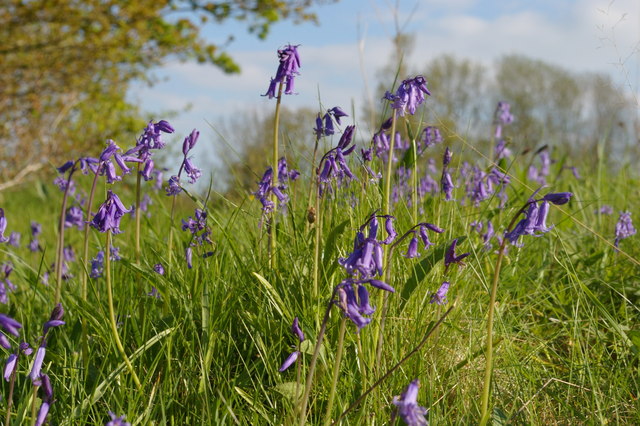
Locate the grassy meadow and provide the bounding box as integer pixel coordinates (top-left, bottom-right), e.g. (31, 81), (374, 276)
(0, 48), (639, 426)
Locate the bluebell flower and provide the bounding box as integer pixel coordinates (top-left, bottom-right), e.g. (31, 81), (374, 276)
(430, 281), (451, 305)
(392, 379), (428, 425)
(7, 231), (20, 247)
(404, 234), (420, 258)
(614, 211), (636, 248)
(278, 351), (300, 372)
(0, 208), (9, 243)
(263, 44), (301, 98)
(90, 190), (132, 234)
(90, 251), (105, 278)
(165, 176), (182, 196)
(444, 238), (470, 270)
(106, 412), (131, 426)
(153, 263), (165, 275)
(64, 206), (85, 230)
(386, 76), (431, 116)
(421, 126), (442, 151)
(291, 317), (304, 342)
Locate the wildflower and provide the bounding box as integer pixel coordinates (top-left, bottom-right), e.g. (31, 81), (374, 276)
(543, 192), (572, 205)
(430, 281), (451, 305)
(64, 206), (85, 230)
(0, 208), (9, 243)
(291, 317), (304, 342)
(404, 233), (420, 258)
(263, 44), (301, 98)
(8, 231), (20, 247)
(90, 251), (105, 278)
(125, 120), (174, 180)
(494, 139), (512, 160)
(334, 278), (394, 331)
(106, 412), (131, 426)
(317, 125), (357, 195)
(505, 191), (573, 246)
(90, 190), (132, 234)
(0, 314), (21, 337)
(147, 287), (161, 299)
(182, 129), (199, 156)
(385, 75), (431, 116)
(417, 223), (444, 250)
(30, 304), (65, 385)
(153, 264), (165, 275)
(165, 176), (182, 196)
(392, 379), (429, 426)
(614, 211), (636, 248)
(421, 126), (442, 152)
(493, 101), (514, 139)
(185, 247), (193, 269)
(597, 205), (613, 215)
(444, 238), (470, 270)
(278, 351), (300, 372)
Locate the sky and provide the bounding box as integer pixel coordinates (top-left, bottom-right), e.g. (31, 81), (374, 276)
(128, 0), (640, 173)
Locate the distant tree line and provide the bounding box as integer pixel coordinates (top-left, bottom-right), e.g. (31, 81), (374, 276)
(219, 51), (637, 197)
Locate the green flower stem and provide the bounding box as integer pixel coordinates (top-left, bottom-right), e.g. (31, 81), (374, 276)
(54, 165), (76, 304)
(30, 385), (38, 426)
(312, 190), (323, 302)
(375, 225), (418, 366)
(80, 166), (101, 371)
(306, 136), (320, 225)
(479, 200), (533, 424)
(167, 194), (178, 271)
(324, 317), (347, 426)
(134, 164), (142, 264)
(270, 82), (285, 270)
(383, 110), (398, 217)
(333, 305), (455, 425)
(298, 288), (337, 426)
(105, 230), (142, 390)
(411, 136), (419, 224)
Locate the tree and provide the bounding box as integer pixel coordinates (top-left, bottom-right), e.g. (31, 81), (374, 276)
(215, 106), (317, 199)
(0, 0), (332, 186)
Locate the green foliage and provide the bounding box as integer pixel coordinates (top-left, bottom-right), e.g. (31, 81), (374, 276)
(0, 0), (328, 181)
(0, 130), (638, 423)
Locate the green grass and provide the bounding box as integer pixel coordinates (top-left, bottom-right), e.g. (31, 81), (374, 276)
(0, 132), (638, 426)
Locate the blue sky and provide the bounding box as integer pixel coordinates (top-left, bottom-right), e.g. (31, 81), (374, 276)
(129, 0), (639, 172)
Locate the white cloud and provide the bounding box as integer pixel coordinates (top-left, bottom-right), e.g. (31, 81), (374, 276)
(131, 0), (640, 145)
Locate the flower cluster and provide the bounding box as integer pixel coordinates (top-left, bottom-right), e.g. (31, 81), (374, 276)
(316, 125), (357, 195)
(334, 214), (399, 330)
(165, 129), (202, 195)
(334, 278), (395, 331)
(126, 120), (174, 181)
(493, 101), (514, 139)
(614, 211), (636, 248)
(98, 139), (143, 184)
(29, 221), (42, 252)
(384, 75), (432, 116)
(505, 192), (573, 246)
(263, 44), (301, 98)
(90, 190), (132, 234)
(441, 147), (454, 201)
(313, 106), (349, 137)
(420, 126), (442, 152)
(254, 157), (300, 222)
(30, 304), (65, 426)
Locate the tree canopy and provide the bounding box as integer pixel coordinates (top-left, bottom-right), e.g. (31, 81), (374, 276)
(0, 0), (330, 185)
